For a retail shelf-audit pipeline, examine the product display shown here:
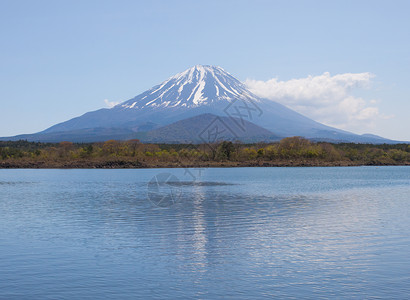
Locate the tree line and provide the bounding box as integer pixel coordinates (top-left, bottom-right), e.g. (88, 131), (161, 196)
(0, 137), (409, 167)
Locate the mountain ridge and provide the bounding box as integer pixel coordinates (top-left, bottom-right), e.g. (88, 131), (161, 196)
(141, 113), (281, 143)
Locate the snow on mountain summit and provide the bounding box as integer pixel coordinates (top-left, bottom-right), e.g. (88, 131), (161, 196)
(118, 65), (259, 110)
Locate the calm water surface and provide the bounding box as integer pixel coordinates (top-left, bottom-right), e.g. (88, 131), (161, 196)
(0, 167), (409, 299)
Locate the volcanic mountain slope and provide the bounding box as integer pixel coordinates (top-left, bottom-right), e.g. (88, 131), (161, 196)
(40, 65), (262, 134)
(1, 65), (397, 143)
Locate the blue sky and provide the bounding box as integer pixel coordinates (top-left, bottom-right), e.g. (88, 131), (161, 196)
(1, 0), (409, 140)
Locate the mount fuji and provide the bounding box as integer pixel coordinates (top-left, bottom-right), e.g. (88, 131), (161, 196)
(1, 65), (395, 143)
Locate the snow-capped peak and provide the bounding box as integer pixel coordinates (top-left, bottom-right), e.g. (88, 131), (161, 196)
(119, 65), (259, 109)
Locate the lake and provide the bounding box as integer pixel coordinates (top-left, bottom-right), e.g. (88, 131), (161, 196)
(0, 167), (409, 299)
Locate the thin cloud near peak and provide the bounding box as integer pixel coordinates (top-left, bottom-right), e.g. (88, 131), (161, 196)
(104, 99), (120, 108)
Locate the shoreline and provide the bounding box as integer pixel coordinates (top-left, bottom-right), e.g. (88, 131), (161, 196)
(1, 160), (409, 169)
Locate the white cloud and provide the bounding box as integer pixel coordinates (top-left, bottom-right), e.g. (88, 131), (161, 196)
(104, 99), (120, 108)
(245, 72), (391, 132)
